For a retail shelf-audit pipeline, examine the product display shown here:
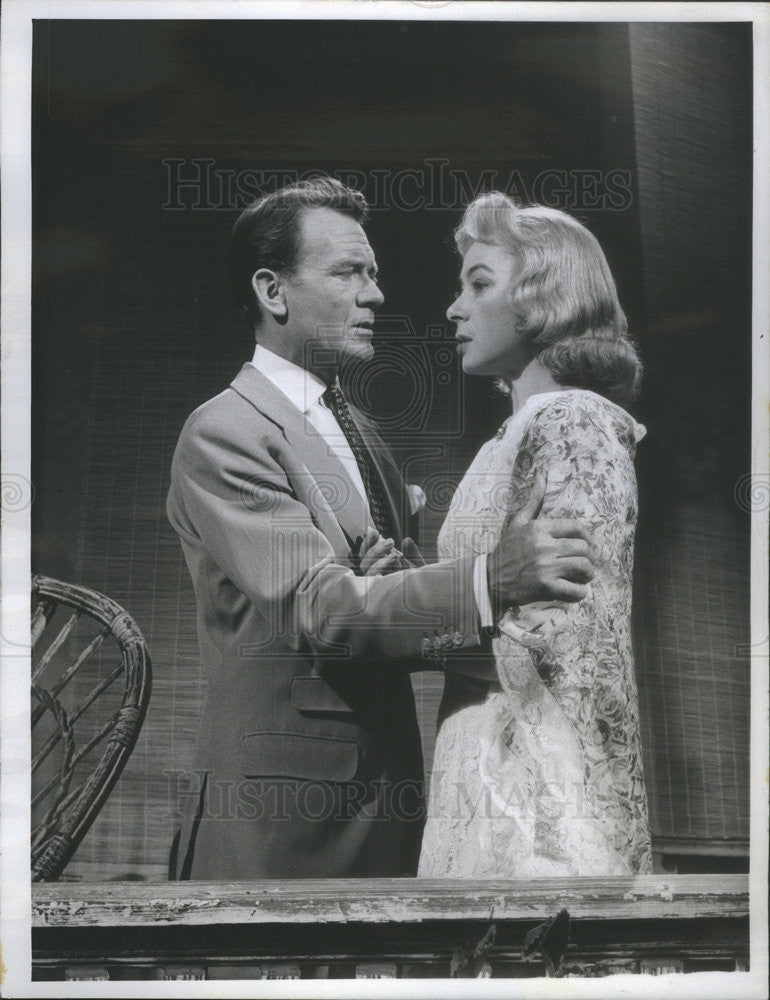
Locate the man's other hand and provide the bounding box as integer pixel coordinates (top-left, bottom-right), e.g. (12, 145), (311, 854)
(359, 529), (426, 576)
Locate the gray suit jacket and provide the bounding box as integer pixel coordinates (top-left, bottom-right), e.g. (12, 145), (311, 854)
(167, 364), (483, 878)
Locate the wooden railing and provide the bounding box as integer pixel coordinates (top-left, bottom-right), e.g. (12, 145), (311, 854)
(32, 874), (749, 981)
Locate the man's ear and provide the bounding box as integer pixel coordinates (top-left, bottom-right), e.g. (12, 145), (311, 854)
(252, 268), (287, 319)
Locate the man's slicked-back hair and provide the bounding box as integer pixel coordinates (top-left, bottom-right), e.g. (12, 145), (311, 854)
(228, 176), (369, 322)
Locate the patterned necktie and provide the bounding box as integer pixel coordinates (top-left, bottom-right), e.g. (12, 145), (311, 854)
(322, 381), (395, 539)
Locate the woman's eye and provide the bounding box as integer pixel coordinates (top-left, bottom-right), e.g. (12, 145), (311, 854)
(472, 281), (488, 292)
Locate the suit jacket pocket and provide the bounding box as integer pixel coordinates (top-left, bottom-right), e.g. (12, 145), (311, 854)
(291, 675), (356, 714)
(240, 731), (359, 782)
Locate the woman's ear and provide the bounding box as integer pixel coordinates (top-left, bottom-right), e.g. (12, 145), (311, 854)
(251, 268), (287, 319)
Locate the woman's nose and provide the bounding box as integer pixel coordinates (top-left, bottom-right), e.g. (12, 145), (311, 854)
(446, 295), (466, 323)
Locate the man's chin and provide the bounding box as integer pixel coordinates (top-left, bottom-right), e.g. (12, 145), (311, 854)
(344, 340), (375, 363)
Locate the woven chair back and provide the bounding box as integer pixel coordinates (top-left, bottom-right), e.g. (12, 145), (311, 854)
(31, 575), (152, 881)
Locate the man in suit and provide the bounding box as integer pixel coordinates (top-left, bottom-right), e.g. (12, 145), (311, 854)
(167, 178), (596, 879)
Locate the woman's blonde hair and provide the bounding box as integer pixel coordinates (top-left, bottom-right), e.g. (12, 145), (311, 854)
(456, 192), (642, 404)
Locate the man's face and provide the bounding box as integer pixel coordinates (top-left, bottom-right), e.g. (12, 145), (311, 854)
(282, 207), (384, 370)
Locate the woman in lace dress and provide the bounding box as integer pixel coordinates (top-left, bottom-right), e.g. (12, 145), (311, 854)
(417, 194), (652, 877)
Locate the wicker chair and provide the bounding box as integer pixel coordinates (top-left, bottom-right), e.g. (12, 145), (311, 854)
(31, 575), (152, 881)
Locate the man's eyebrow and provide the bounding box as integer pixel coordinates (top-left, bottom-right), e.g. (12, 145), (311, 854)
(330, 255), (378, 274)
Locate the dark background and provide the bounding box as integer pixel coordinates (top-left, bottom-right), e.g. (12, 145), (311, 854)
(32, 19), (752, 879)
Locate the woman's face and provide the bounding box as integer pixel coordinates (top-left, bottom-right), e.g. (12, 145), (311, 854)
(446, 240), (531, 378)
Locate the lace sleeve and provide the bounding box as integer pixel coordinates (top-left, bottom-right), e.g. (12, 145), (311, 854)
(499, 392), (640, 687)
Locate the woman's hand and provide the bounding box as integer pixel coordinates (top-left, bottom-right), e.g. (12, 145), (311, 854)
(359, 527), (408, 576)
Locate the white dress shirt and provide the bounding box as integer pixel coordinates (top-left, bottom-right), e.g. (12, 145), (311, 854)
(249, 343), (370, 507)
(248, 343), (493, 628)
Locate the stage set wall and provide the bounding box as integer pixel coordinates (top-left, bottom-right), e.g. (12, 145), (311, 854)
(31, 20), (751, 880)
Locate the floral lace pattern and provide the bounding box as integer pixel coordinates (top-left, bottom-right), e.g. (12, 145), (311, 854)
(418, 390), (653, 877)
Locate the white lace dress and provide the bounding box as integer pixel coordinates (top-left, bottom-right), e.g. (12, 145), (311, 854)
(418, 389), (653, 878)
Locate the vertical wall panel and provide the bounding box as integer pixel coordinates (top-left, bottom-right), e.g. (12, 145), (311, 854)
(629, 23), (751, 852)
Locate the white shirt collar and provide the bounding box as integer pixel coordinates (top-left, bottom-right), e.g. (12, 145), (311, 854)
(248, 344), (327, 414)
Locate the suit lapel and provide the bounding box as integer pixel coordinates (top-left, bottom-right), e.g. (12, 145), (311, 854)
(230, 365), (372, 550)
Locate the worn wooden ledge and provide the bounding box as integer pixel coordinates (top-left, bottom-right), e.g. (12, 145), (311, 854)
(32, 876), (750, 978)
(32, 874), (748, 927)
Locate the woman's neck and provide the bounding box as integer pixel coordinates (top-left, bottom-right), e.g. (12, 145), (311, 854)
(508, 358), (564, 415)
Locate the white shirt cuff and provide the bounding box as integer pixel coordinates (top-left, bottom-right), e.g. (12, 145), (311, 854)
(473, 553), (495, 629)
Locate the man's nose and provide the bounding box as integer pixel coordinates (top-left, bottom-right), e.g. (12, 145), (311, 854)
(360, 276), (384, 308)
